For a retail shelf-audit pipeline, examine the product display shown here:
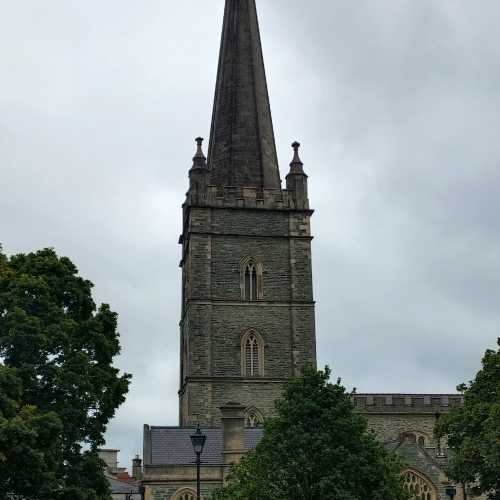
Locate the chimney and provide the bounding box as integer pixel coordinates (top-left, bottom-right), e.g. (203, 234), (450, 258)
(220, 401), (246, 479)
(132, 454), (142, 480)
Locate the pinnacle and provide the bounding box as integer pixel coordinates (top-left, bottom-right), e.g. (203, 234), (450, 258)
(191, 137), (207, 169)
(288, 141), (306, 176)
(291, 142), (303, 165)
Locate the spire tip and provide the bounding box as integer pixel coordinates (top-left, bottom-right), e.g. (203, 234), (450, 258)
(192, 136), (207, 169)
(291, 141), (303, 165)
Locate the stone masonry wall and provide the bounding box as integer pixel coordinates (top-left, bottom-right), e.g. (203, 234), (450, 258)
(179, 203), (316, 426)
(185, 380), (285, 426)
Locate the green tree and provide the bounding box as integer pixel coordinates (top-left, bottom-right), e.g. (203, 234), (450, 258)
(0, 247), (131, 499)
(435, 339), (500, 500)
(0, 364), (63, 498)
(214, 367), (409, 500)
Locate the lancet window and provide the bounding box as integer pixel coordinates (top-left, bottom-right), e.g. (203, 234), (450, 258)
(241, 257), (263, 301)
(241, 330), (264, 377)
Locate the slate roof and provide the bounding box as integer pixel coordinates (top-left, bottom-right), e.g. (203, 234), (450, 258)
(150, 427), (264, 466)
(105, 473), (141, 495)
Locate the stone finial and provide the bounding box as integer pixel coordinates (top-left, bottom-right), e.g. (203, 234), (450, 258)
(191, 137), (207, 169)
(288, 141), (306, 176)
(291, 141), (302, 164)
(285, 140), (309, 207)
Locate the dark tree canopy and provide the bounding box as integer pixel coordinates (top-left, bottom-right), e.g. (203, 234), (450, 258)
(435, 339), (500, 500)
(0, 247), (131, 500)
(214, 367), (409, 500)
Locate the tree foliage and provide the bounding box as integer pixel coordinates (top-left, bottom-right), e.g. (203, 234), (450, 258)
(435, 339), (500, 500)
(0, 247), (131, 499)
(214, 367), (409, 500)
(0, 364), (63, 498)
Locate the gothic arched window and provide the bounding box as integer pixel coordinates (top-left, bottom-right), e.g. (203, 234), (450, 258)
(240, 257), (263, 301)
(241, 330), (264, 377)
(245, 407), (264, 428)
(172, 488), (197, 500)
(400, 431), (428, 448)
(403, 470), (437, 500)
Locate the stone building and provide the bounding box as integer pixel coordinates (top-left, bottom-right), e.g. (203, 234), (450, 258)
(141, 1), (479, 499)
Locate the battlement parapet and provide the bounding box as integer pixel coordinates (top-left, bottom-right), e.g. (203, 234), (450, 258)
(354, 394), (464, 414)
(186, 185), (310, 212)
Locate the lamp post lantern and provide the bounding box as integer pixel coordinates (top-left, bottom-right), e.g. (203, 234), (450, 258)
(190, 424), (207, 500)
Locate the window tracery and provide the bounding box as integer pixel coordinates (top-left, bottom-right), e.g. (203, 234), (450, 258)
(241, 330), (264, 377)
(403, 470), (436, 500)
(245, 407), (264, 428)
(240, 257), (263, 301)
(172, 488), (197, 500)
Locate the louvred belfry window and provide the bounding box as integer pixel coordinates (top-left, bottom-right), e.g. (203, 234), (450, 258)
(246, 333), (259, 376)
(242, 331), (264, 377)
(244, 263), (258, 301)
(241, 257), (263, 301)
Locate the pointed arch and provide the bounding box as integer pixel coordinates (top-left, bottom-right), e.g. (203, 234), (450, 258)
(403, 469), (437, 500)
(241, 330), (265, 377)
(245, 406), (264, 428)
(172, 488), (197, 500)
(400, 431), (430, 448)
(240, 256), (263, 301)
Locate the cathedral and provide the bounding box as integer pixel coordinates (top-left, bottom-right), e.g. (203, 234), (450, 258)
(140, 1), (477, 499)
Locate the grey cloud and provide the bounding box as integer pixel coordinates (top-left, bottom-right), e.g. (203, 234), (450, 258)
(1, 0), (499, 468)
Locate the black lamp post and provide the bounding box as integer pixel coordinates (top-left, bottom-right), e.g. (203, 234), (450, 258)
(190, 424), (207, 500)
(445, 486), (457, 499)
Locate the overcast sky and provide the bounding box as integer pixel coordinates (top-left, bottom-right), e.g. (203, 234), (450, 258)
(1, 0), (499, 469)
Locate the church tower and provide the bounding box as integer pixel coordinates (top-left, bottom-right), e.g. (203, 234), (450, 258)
(179, 0), (316, 427)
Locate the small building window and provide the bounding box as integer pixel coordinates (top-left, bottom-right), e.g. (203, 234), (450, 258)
(241, 330), (264, 377)
(417, 436), (425, 448)
(240, 257), (263, 301)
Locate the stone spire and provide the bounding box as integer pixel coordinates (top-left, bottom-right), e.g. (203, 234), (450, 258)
(208, 0), (281, 190)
